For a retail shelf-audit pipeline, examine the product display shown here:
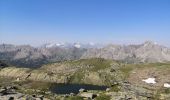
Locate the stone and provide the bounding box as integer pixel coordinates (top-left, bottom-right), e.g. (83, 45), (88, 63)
(0, 88), (6, 93)
(37, 95), (44, 98)
(106, 88), (110, 92)
(45, 91), (51, 94)
(110, 68), (116, 72)
(111, 82), (119, 87)
(63, 94), (69, 98)
(79, 88), (86, 92)
(32, 94), (36, 97)
(16, 78), (20, 82)
(80, 93), (97, 99)
(70, 93), (75, 96)
(9, 97), (14, 100)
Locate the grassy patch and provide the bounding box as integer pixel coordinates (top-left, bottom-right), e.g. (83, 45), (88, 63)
(95, 94), (111, 100)
(70, 71), (84, 84)
(110, 84), (121, 92)
(78, 58), (112, 71)
(64, 96), (83, 100)
(119, 65), (134, 79)
(66, 58), (113, 71)
(164, 88), (170, 94)
(0, 77), (15, 86)
(15, 80), (52, 92)
(158, 88), (170, 94)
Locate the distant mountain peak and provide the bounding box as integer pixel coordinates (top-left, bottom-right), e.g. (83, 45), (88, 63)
(144, 41), (154, 44)
(74, 43), (81, 48)
(143, 41), (158, 46)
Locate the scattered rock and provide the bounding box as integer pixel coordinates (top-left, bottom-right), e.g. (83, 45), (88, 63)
(110, 68), (116, 72)
(16, 78), (20, 82)
(80, 93), (97, 99)
(111, 81), (119, 87)
(70, 93), (75, 96)
(9, 97), (14, 100)
(63, 94), (69, 98)
(106, 88), (110, 92)
(79, 88), (86, 92)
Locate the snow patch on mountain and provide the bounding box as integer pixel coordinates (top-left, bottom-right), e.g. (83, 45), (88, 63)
(44, 43), (65, 48)
(74, 43), (81, 48)
(164, 83), (170, 88)
(142, 78), (156, 84)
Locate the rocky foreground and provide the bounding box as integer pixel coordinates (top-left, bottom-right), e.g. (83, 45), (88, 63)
(0, 79), (170, 100)
(0, 58), (170, 100)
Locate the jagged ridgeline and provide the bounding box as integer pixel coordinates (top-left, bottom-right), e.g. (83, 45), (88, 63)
(0, 44), (87, 68)
(1, 41), (170, 68)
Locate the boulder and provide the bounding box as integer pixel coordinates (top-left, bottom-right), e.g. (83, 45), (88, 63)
(110, 68), (116, 72)
(106, 88), (110, 92)
(79, 88), (86, 92)
(70, 93), (75, 96)
(80, 93), (97, 99)
(8, 97), (14, 100)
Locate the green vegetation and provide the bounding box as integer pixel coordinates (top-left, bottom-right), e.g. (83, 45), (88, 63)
(15, 80), (52, 92)
(63, 58), (116, 84)
(26, 81), (51, 91)
(70, 71), (85, 84)
(67, 58), (113, 71)
(157, 88), (170, 94)
(64, 96), (83, 100)
(0, 77), (14, 86)
(119, 65), (134, 79)
(95, 94), (111, 100)
(82, 58), (112, 71)
(152, 88), (170, 99)
(164, 88), (170, 94)
(110, 84), (121, 92)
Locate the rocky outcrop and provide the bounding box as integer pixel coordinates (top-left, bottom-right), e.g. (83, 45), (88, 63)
(0, 86), (50, 100)
(0, 67), (70, 83)
(0, 58), (118, 85)
(79, 93), (97, 99)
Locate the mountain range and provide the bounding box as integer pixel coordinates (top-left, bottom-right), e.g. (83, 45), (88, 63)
(0, 41), (170, 68)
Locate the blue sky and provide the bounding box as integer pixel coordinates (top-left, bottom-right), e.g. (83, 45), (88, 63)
(0, 0), (170, 46)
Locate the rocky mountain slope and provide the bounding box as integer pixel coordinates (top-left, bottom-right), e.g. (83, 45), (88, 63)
(0, 58), (119, 85)
(82, 41), (170, 63)
(0, 44), (86, 68)
(1, 41), (170, 68)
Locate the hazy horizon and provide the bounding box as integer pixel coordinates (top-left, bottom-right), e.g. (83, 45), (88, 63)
(0, 0), (170, 46)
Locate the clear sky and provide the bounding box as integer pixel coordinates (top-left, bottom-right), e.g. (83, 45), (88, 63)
(0, 0), (170, 46)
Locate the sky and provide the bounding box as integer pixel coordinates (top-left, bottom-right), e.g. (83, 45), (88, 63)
(0, 0), (170, 46)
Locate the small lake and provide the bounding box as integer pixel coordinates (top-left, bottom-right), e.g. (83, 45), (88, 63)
(50, 84), (108, 94)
